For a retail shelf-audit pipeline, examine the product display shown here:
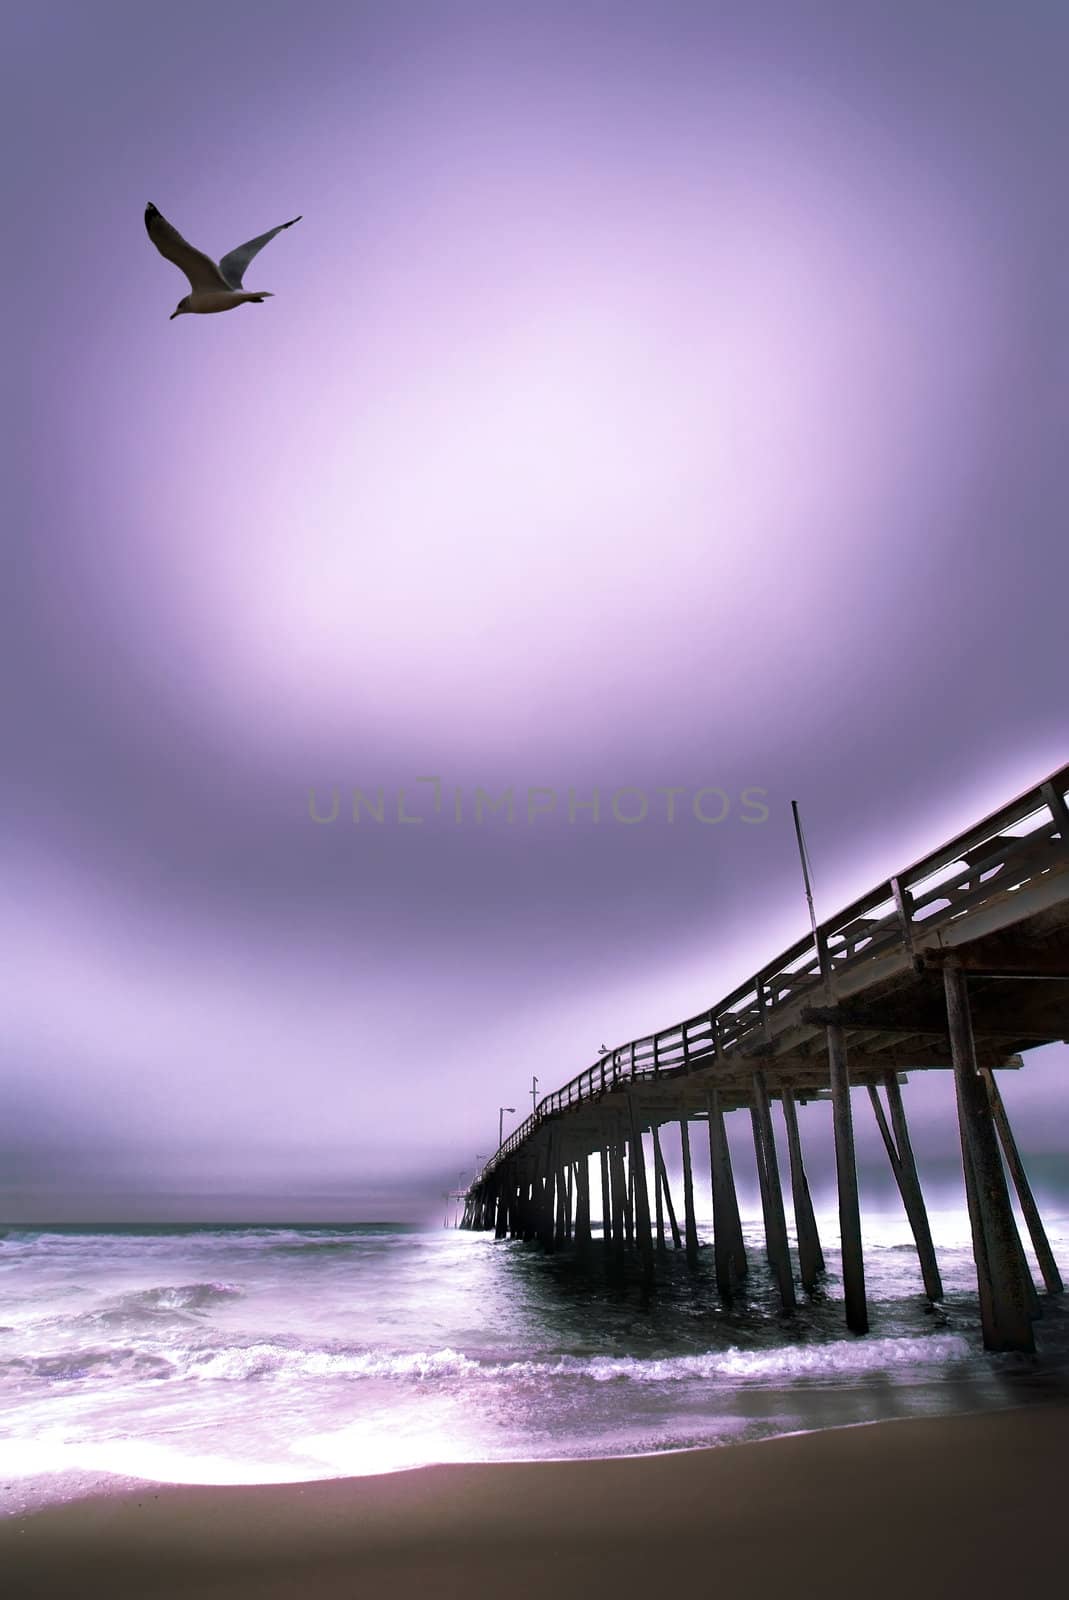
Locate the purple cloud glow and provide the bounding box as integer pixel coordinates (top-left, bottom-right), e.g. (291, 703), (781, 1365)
(4, 1), (1067, 1220)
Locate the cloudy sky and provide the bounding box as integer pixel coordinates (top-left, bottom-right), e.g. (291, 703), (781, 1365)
(4, 0), (1067, 1222)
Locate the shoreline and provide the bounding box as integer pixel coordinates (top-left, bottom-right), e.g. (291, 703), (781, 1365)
(2, 1404), (1065, 1598)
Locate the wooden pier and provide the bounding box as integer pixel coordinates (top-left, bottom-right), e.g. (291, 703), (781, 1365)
(462, 766), (1069, 1351)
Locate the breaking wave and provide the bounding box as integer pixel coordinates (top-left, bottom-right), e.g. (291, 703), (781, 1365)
(120, 1331), (976, 1386)
(0, 1331), (975, 1388)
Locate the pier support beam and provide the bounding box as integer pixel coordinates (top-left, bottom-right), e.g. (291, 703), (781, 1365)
(609, 1137), (627, 1262)
(574, 1155), (592, 1254)
(523, 1177), (538, 1241)
(826, 1021), (868, 1333)
(981, 1067), (1063, 1295)
(551, 1143), (566, 1251)
(653, 1128), (682, 1248)
(945, 964), (1035, 1352)
(628, 1096), (655, 1282)
(781, 1088), (824, 1293)
(538, 1139), (555, 1252)
(707, 1088), (746, 1292)
(679, 1116), (700, 1269)
(652, 1126), (667, 1251)
(600, 1147), (612, 1254)
(751, 1071), (796, 1312)
(867, 1075), (943, 1302)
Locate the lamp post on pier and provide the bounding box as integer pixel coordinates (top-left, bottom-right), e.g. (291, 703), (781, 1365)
(499, 1106), (515, 1150)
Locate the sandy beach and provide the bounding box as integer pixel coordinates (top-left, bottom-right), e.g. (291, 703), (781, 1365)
(2, 1405), (1065, 1599)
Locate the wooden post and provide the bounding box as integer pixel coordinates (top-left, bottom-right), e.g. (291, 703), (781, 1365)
(620, 1152), (630, 1248)
(654, 1131), (683, 1248)
(553, 1142), (567, 1251)
(981, 1068), (1063, 1295)
(796, 821), (866, 1328)
(868, 1075), (943, 1302)
(751, 1071), (796, 1312)
(539, 1138), (555, 1251)
(609, 1137), (627, 1261)
(780, 1087), (823, 1292)
(652, 1125), (667, 1251)
(958, 1092), (997, 1336)
(945, 964), (1035, 1352)
(600, 1146), (612, 1253)
(679, 1115), (700, 1268)
(495, 1175), (508, 1240)
(628, 1095), (655, 1281)
(707, 1088), (747, 1290)
(750, 1106), (773, 1259)
(826, 1020), (868, 1333)
(565, 1163), (574, 1243)
(574, 1154), (592, 1254)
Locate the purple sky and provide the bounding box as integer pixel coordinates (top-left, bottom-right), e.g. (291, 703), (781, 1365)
(4, 1), (1067, 1222)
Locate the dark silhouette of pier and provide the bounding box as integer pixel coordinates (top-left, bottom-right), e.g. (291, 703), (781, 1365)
(462, 766), (1069, 1352)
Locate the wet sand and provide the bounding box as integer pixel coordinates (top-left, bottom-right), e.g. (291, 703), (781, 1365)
(2, 1405), (1065, 1599)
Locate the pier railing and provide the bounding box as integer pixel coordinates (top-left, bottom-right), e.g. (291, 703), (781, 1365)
(477, 765), (1068, 1183)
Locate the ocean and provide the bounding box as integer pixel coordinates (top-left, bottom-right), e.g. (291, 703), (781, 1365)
(2, 1210), (1067, 1516)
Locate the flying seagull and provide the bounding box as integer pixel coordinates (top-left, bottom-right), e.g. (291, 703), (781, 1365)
(144, 202), (302, 320)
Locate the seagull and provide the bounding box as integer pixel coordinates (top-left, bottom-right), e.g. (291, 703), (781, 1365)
(144, 202), (302, 321)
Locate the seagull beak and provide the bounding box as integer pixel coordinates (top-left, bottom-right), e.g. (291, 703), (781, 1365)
(169, 310), (180, 321)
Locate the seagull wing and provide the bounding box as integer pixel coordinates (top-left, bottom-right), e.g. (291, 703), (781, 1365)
(144, 203), (229, 292)
(219, 215), (302, 289)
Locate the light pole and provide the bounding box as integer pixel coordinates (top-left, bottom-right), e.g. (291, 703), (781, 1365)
(499, 1105), (515, 1149)
(531, 1075), (539, 1115)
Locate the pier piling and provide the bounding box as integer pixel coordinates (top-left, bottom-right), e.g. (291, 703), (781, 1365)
(707, 1088), (746, 1292)
(628, 1096), (655, 1281)
(868, 1074), (943, 1302)
(679, 1116), (700, 1269)
(945, 964), (1035, 1352)
(654, 1128), (683, 1249)
(825, 1017), (868, 1333)
(781, 1087), (823, 1292)
(651, 1127), (667, 1251)
(751, 1071), (796, 1312)
(981, 1067), (1063, 1295)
